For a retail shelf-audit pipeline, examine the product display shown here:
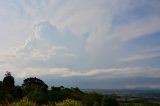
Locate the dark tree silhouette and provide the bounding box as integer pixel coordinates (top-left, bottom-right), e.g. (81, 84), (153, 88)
(2, 71), (15, 94)
(22, 77), (48, 104)
(22, 77), (48, 92)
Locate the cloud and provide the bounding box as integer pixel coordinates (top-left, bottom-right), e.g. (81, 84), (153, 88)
(13, 0), (135, 53)
(1, 66), (158, 79)
(111, 16), (160, 42)
(1, 64), (160, 89)
(1, 0), (160, 53)
(18, 30), (67, 61)
(0, 0), (160, 88)
(0, 21), (86, 70)
(48, 0), (160, 53)
(121, 47), (160, 62)
(64, 67), (160, 79)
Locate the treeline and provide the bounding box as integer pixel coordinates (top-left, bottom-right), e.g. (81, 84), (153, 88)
(0, 71), (119, 106)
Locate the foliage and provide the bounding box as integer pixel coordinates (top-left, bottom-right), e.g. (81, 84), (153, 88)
(1, 71), (158, 106)
(14, 86), (23, 99)
(55, 99), (83, 106)
(3, 71), (15, 95)
(12, 97), (36, 106)
(0, 81), (5, 102)
(0, 72), (119, 106)
(27, 89), (48, 104)
(101, 96), (119, 106)
(82, 93), (102, 106)
(93, 101), (100, 106)
(120, 103), (160, 106)
(22, 77), (48, 94)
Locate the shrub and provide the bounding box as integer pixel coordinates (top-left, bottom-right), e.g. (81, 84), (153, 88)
(102, 96), (119, 106)
(55, 99), (83, 106)
(82, 93), (102, 106)
(27, 90), (48, 105)
(12, 97), (36, 106)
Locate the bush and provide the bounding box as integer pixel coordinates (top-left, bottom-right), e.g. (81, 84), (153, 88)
(12, 97), (36, 106)
(55, 99), (83, 106)
(93, 101), (100, 106)
(82, 93), (102, 106)
(0, 81), (5, 102)
(102, 96), (119, 106)
(27, 90), (48, 105)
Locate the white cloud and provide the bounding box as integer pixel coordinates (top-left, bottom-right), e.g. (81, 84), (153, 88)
(0, 21), (78, 67)
(1, 66), (158, 79)
(14, 0), (133, 53)
(17, 21), (80, 62)
(0, 0), (159, 53)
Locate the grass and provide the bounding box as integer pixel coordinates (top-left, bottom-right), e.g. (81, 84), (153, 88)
(2, 98), (83, 106)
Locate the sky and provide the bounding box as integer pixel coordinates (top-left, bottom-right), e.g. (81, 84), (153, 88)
(0, 0), (160, 89)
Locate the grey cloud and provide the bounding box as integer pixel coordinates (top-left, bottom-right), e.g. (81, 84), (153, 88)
(121, 47), (160, 62)
(12, 67), (160, 89)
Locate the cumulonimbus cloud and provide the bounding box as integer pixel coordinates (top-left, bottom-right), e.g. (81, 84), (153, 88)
(0, 0), (160, 88)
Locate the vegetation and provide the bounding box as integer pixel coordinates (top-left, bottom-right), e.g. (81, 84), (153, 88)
(55, 99), (83, 106)
(0, 71), (159, 106)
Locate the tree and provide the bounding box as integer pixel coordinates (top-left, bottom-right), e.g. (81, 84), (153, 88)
(22, 77), (48, 104)
(71, 87), (82, 93)
(22, 77), (48, 93)
(3, 71), (15, 94)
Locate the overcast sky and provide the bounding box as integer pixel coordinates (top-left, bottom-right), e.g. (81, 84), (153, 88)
(0, 0), (160, 89)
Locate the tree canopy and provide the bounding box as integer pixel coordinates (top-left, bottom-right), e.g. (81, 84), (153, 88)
(3, 71), (15, 94)
(22, 77), (48, 91)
